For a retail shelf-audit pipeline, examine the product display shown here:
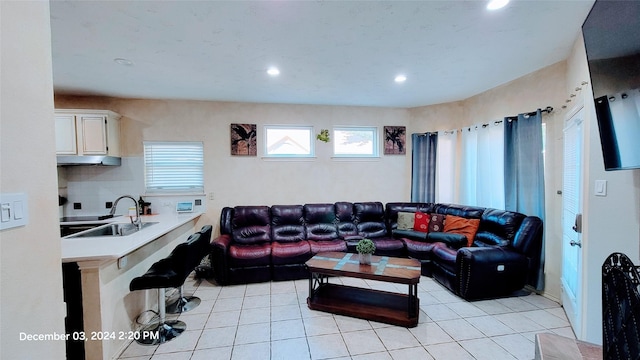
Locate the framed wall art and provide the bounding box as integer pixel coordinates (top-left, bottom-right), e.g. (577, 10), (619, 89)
(384, 126), (406, 155)
(231, 123), (257, 156)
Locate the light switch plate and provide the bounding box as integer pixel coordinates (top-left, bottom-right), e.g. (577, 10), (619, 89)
(0, 193), (28, 230)
(595, 180), (607, 197)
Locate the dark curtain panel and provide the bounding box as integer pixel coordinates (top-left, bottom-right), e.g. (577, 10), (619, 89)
(504, 109), (546, 291)
(411, 133), (438, 203)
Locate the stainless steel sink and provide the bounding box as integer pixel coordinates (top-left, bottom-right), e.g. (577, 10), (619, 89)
(66, 222), (158, 238)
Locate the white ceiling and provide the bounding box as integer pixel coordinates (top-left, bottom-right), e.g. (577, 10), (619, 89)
(49, 0), (595, 108)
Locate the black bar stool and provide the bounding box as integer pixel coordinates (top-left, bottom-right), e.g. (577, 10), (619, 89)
(166, 225), (213, 314)
(129, 233), (201, 345)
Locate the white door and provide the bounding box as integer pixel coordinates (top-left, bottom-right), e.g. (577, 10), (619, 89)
(561, 106), (584, 334)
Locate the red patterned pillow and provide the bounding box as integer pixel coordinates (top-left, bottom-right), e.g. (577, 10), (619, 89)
(429, 213), (446, 232)
(413, 212), (430, 233)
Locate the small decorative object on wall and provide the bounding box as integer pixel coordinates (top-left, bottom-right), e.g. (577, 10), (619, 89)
(231, 123), (257, 156)
(356, 238), (376, 265)
(317, 129), (330, 143)
(384, 126), (406, 155)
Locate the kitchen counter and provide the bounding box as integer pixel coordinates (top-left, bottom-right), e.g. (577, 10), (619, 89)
(61, 212), (203, 360)
(61, 212), (202, 262)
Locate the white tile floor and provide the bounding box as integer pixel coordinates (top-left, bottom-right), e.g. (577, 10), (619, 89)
(118, 275), (574, 360)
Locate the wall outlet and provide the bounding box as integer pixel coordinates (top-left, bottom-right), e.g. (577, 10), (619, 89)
(73, 202), (82, 210)
(208, 192), (214, 200)
(105, 201), (113, 209)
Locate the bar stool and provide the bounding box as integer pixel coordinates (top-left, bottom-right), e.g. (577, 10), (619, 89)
(129, 233), (201, 345)
(165, 225), (212, 314)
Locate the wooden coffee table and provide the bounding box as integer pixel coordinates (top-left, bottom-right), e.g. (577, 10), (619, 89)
(305, 251), (421, 327)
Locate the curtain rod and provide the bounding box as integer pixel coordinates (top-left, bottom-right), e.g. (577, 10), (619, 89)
(505, 106), (553, 121)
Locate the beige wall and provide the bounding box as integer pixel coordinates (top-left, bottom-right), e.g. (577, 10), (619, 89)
(54, 97), (411, 228)
(0, 1), (66, 359)
(567, 34), (640, 343)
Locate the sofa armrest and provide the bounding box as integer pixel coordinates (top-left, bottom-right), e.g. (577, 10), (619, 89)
(456, 246), (529, 300)
(428, 232), (467, 248)
(212, 234), (232, 252)
(392, 229), (427, 241)
(210, 234), (232, 285)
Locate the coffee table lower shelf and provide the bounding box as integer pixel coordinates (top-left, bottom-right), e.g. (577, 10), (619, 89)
(307, 283), (419, 328)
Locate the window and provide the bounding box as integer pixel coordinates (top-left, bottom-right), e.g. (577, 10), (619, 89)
(264, 125), (314, 157)
(333, 126), (379, 157)
(144, 141), (204, 193)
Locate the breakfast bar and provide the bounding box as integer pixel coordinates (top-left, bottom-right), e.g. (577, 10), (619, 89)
(61, 212), (202, 360)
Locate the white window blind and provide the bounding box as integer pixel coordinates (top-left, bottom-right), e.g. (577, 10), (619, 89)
(144, 141), (204, 193)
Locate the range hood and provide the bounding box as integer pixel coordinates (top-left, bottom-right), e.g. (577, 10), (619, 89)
(56, 155), (121, 166)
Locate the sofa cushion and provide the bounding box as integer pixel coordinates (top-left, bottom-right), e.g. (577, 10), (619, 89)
(308, 239), (347, 254)
(370, 238), (405, 252)
(403, 238), (438, 254)
(271, 205), (305, 243)
(478, 208), (526, 243)
(232, 206), (271, 245)
(335, 202), (359, 238)
(354, 202), (388, 238)
(429, 213), (446, 232)
(271, 241), (311, 265)
(413, 212), (430, 232)
(397, 211), (415, 230)
(229, 243), (272, 267)
(304, 203), (338, 241)
(444, 215), (481, 246)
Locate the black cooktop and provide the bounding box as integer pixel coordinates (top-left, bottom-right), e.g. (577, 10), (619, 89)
(60, 215), (114, 222)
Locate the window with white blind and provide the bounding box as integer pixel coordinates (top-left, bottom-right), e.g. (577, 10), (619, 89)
(143, 141), (204, 194)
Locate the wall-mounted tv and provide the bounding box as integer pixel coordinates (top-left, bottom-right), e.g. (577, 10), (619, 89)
(582, 0), (640, 171)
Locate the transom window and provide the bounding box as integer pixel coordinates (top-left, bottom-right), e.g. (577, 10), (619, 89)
(143, 141), (204, 194)
(333, 126), (379, 157)
(264, 125), (314, 157)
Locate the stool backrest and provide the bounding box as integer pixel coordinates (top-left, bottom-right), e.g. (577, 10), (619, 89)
(198, 225), (213, 254)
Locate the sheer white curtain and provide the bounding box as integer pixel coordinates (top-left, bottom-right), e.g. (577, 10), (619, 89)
(459, 121), (505, 209)
(435, 130), (457, 204)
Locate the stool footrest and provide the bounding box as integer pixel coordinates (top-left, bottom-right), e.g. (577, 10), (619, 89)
(166, 296), (201, 314)
(135, 320), (186, 345)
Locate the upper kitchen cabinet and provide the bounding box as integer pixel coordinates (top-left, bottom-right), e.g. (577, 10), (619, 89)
(55, 109), (121, 156)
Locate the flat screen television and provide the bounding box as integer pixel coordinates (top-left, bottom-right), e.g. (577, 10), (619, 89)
(582, 0), (640, 171)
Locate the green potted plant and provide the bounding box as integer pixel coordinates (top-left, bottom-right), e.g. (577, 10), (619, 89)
(356, 238), (376, 265)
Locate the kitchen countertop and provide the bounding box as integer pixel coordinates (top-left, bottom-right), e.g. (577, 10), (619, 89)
(61, 212), (202, 263)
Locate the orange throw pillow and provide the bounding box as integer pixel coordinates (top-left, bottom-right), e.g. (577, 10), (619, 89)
(413, 212), (430, 233)
(443, 215), (480, 246)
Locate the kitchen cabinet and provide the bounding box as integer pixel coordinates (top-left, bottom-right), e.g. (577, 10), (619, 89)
(55, 109), (121, 156)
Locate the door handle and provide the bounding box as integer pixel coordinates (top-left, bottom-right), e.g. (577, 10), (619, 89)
(570, 240), (582, 248)
(572, 213), (582, 233)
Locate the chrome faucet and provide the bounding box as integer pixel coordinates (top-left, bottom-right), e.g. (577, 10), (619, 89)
(109, 195), (142, 229)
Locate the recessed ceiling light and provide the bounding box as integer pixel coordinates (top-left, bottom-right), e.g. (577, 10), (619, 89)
(267, 67), (280, 76)
(394, 75), (407, 83)
(113, 58), (134, 66)
(487, 0), (509, 10)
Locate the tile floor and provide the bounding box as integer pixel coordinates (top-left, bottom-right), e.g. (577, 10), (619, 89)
(118, 275), (574, 360)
